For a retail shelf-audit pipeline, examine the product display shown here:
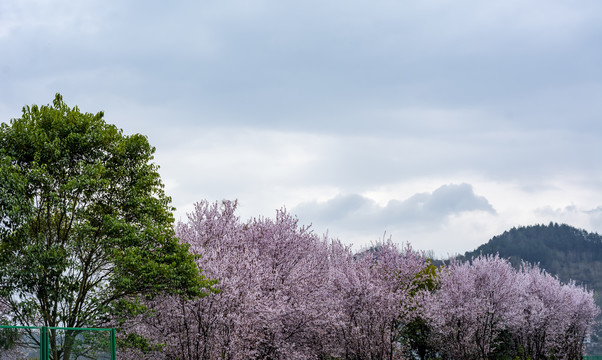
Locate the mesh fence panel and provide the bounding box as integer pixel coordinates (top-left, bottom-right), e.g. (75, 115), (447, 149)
(46, 328), (112, 360)
(0, 326), (116, 360)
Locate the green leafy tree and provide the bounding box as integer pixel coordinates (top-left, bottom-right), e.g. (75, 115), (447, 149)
(399, 261), (440, 360)
(0, 94), (213, 359)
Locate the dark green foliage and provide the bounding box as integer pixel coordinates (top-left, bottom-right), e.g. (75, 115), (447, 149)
(458, 223), (602, 290)
(119, 332), (164, 354)
(0, 327), (18, 351)
(399, 262), (440, 360)
(399, 316), (438, 360)
(0, 94), (214, 359)
(488, 328), (517, 360)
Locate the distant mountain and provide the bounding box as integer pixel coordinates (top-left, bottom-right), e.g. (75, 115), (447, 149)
(456, 223), (602, 294)
(453, 223), (602, 354)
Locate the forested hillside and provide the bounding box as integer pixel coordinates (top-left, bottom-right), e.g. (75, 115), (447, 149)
(458, 223), (602, 294)
(456, 223), (602, 353)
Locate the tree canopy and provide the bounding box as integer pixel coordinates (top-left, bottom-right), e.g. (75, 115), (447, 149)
(0, 94), (212, 359)
(123, 200), (435, 359)
(118, 201), (598, 360)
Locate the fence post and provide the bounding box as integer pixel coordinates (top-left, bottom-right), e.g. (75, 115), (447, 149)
(110, 328), (117, 360)
(40, 326), (48, 360)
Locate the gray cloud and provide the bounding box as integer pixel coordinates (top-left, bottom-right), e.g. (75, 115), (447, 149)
(1, 0), (601, 255)
(2, 0), (601, 135)
(535, 205), (579, 217)
(585, 206), (602, 230)
(293, 183), (495, 232)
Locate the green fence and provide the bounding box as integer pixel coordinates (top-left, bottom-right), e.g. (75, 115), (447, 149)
(0, 325), (116, 360)
(584, 356), (602, 360)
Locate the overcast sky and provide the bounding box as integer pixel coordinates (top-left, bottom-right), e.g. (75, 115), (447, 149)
(1, 0), (601, 257)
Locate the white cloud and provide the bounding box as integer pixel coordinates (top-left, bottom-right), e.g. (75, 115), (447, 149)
(586, 207), (602, 231)
(534, 205), (602, 235)
(289, 183), (501, 257)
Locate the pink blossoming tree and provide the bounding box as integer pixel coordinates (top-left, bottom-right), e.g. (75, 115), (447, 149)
(120, 200), (431, 359)
(114, 201), (598, 360)
(424, 255), (599, 360)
